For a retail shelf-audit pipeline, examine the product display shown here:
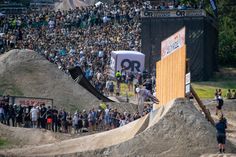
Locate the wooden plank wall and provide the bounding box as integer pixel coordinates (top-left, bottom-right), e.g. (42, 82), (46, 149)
(155, 45), (186, 108)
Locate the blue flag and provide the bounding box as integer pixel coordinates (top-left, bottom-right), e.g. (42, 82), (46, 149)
(210, 0), (218, 17)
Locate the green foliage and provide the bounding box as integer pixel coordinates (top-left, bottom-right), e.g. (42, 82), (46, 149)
(217, 0), (236, 66)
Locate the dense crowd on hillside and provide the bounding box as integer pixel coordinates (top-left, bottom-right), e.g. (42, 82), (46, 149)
(0, 1), (146, 93)
(0, 95), (152, 133)
(0, 0), (205, 94)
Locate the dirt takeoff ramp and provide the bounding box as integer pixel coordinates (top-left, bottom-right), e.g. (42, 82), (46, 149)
(0, 114), (149, 156)
(1, 99), (236, 157)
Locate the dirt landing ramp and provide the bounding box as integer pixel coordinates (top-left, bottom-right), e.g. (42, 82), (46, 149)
(1, 98), (235, 157)
(0, 114), (149, 156)
(200, 154), (236, 157)
(0, 123), (70, 148)
(0, 49), (99, 110)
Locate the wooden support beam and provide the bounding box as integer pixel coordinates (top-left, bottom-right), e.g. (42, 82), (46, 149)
(190, 85), (215, 126)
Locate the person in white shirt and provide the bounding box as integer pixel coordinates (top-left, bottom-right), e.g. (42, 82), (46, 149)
(30, 105), (39, 128)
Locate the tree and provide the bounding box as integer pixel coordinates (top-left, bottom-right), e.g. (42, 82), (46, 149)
(217, 0), (236, 66)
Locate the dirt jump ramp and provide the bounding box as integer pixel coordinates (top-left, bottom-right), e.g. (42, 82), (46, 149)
(1, 98), (235, 157)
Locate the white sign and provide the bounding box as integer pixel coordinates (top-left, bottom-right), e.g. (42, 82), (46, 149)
(185, 84), (191, 94)
(185, 72), (191, 84)
(142, 9), (206, 18)
(161, 27), (185, 59)
(110, 50), (145, 76)
(14, 97), (53, 107)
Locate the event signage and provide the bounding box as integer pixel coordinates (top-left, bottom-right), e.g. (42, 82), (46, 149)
(161, 27), (185, 59)
(110, 51), (145, 76)
(185, 72), (191, 94)
(142, 9), (206, 18)
(14, 96), (53, 107)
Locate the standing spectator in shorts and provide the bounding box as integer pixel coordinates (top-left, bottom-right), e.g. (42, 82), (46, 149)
(216, 114), (227, 153)
(72, 112), (79, 134)
(30, 105), (39, 128)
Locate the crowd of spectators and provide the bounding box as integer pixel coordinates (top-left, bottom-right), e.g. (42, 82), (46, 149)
(0, 0), (205, 94)
(0, 1), (145, 93)
(0, 95), (152, 134)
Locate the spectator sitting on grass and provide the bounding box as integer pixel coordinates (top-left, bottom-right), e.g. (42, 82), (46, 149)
(226, 89), (232, 99)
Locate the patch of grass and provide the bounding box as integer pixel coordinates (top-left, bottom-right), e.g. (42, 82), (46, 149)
(192, 80), (236, 99)
(120, 83), (135, 97)
(0, 138), (9, 149)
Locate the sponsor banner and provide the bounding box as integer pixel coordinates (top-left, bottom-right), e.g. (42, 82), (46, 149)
(161, 27), (185, 59)
(110, 51), (145, 76)
(14, 97), (53, 107)
(142, 9), (206, 18)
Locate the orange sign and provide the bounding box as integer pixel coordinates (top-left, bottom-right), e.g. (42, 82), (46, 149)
(161, 27), (185, 59)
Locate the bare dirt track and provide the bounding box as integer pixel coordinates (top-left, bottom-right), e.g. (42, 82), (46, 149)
(1, 98), (235, 157)
(0, 49), (100, 111)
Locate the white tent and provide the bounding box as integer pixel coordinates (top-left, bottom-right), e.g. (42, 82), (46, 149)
(110, 50), (145, 77)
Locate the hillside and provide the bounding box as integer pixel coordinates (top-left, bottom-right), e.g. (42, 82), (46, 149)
(0, 49), (100, 111)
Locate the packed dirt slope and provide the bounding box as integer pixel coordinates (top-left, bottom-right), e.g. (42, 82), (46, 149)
(0, 123), (70, 148)
(1, 98), (235, 157)
(0, 49), (99, 111)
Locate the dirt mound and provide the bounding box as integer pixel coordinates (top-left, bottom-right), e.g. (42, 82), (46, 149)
(0, 49), (99, 111)
(1, 98), (235, 157)
(0, 123), (70, 148)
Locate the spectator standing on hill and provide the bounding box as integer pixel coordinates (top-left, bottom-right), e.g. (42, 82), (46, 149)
(115, 70), (122, 93)
(72, 112), (78, 134)
(39, 103), (47, 129)
(216, 94), (224, 115)
(30, 105), (39, 128)
(216, 114), (227, 153)
(0, 103), (5, 124)
(52, 109), (58, 132)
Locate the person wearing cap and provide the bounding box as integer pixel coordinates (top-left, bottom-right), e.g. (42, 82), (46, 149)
(136, 87), (159, 116)
(215, 113), (227, 153)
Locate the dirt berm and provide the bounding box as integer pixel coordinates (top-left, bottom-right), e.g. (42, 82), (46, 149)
(0, 123), (71, 148)
(0, 49), (99, 111)
(1, 98), (235, 156)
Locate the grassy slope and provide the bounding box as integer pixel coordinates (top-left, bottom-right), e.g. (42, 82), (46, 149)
(192, 68), (236, 99)
(192, 81), (236, 99)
